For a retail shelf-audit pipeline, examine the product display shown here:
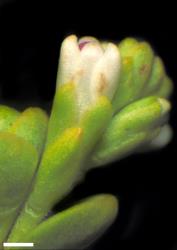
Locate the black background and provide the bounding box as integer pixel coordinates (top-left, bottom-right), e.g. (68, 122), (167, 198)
(0, 1), (177, 249)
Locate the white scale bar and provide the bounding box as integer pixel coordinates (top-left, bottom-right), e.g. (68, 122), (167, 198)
(3, 243), (34, 247)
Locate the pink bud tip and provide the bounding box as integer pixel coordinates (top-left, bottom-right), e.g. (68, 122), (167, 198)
(78, 41), (91, 50)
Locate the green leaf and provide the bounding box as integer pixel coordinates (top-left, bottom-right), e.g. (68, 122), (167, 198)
(93, 130), (161, 167)
(8, 108), (48, 155)
(131, 42), (154, 97)
(24, 194), (118, 250)
(143, 56), (165, 96)
(29, 127), (83, 213)
(0, 105), (20, 131)
(90, 96), (171, 167)
(155, 76), (173, 99)
(46, 83), (77, 146)
(79, 96), (113, 161)
(113, 38), (139, 112)
(112, 56), (134, 112)
(113, 40), (154, 112)
(7, 127), (83, 242)
(0, 132), (38, 243)
(118, 37), (139, 56)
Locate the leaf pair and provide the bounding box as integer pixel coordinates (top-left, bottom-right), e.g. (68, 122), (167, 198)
(90, 96), (170, 167)
(0, 106), (48, 244)
(7, 92), (113, 242)
(112, 38), (173, 113)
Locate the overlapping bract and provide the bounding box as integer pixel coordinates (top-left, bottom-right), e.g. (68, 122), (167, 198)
(0, 35), (173, 250)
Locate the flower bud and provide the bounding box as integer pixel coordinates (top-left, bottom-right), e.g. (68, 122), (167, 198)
(136, 124), (172, 152)
(56, 35), (80, 86)
(90, 43), (121, 103)
(56, 35), (121, 115)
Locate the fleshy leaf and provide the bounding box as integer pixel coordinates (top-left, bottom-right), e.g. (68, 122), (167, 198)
(144, 56), (165, 96)
(0, 132), (38, 244)
(112, 56), (134, 112)
(0, 105), (20, 131)
(113, 40), (154, 111)
(118, 37), (139, 56)
(90, 96), (170, 167)
(24, 194), (118, 250)
(8, 107), (48, 155)
(79, 96), (113, 161)
(46, 83), (77, 146)
(7, 127), (83, 242)
(131, 42), (154, 96)
(155, 76), (173, 98)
